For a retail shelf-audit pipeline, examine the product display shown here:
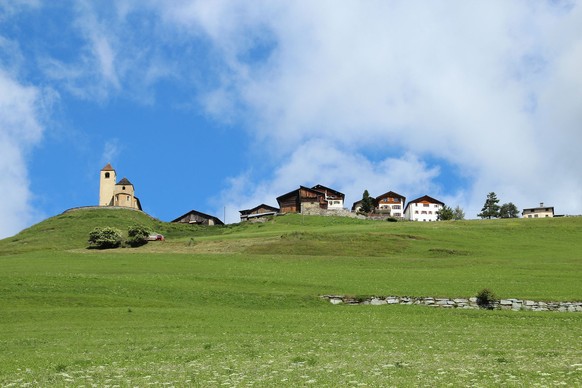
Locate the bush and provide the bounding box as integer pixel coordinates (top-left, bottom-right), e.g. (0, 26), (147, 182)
(88, 227), (122, 249)
(476, 288), (497, 310)
(386, 217), (398, 222)
(126, 225), (149, 247)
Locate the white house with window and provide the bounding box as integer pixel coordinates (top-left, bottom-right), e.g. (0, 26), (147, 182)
(375, 191), (406, 218)
(522, 203), (554, 218)
(403, 195), (445, 222)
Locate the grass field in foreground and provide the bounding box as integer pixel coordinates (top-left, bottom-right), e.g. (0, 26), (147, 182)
(0, 209), (581, 386)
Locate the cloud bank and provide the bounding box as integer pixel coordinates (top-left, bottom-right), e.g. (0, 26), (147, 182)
(148, 1), (581, 220)
(2, 1), (581, 234)
(0, 70), (45, 237)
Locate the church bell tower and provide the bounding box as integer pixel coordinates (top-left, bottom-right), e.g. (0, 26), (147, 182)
(99, 163), (117, 206)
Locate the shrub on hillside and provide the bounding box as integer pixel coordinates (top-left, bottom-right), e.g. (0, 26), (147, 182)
(88, 227), (122, 249)
(126, 225), (149, 247)
(386, 217), (398, 222)
(476, 288), (497, 310)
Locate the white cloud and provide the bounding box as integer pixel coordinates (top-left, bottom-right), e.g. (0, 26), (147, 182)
(0, 70), (45, 238)
(101, 139), (122, 165)
(157, 1), (582, 218)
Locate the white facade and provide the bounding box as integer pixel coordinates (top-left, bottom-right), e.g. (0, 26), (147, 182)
(327, 198), (344, 209)
(404, 196), (444, 221)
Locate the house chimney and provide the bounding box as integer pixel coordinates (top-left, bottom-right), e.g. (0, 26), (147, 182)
(540, 202), (544, 207)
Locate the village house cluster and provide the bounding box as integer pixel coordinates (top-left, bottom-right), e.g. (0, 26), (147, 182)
(239, 185), (446, 222)
(99, 164), (556, 224)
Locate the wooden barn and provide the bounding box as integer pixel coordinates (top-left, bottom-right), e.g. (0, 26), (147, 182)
(276, 186), (328, 214)
(239, 204), (280, 221)
(171, 210), (224, 226)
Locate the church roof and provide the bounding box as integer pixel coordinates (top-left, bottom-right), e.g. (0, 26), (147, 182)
(116, 177), (133, 186)
(101, 163), (115, 171)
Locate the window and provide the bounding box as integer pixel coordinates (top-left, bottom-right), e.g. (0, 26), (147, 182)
(393, 205), (401, 209)
(534, 214), (538, 218)
(105, 172), (110, 178)
(423, 204), (429, 207)
(428, 211), (432, 214)
(122, 186), (126, 190)
(421, 211), (427, 214)
(415, 210), (419, 214)
(394, 213), (401, 217)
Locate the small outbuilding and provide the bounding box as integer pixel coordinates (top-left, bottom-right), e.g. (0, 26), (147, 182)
(172, 210), (224, 226)
(239, 204), (280, 222)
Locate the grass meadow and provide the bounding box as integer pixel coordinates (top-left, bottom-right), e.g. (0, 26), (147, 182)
(0, 209), (581, 386)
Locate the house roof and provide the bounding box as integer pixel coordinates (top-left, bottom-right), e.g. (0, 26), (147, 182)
(403, 195), (444, 213)
(276, 186), (324, 202)
(375, 190), (406, 201)
(239, 204), (280, 215)
(101, 163), (115, 171)
(522, 206), (554, 212)
(171, 209), (224, 225)
(116, 177), (133, 186)
(311, 184), (345, 199)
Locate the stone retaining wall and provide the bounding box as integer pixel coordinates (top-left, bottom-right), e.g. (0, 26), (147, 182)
(321, 295), (582, 312)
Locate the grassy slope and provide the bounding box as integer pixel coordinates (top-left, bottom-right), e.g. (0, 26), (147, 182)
(0, 209), (581, 386)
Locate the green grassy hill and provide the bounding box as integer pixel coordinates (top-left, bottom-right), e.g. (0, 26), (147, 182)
(1, 209), (581, 386)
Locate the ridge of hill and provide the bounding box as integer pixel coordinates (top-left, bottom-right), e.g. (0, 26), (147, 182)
(2, 208), (582, 260)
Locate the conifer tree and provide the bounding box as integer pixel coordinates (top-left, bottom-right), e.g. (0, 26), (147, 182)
(478, 192), (501, 219)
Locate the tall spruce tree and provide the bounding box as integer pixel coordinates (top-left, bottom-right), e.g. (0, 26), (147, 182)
(360, 190), (374, 214)
(478, 192), (501, 219)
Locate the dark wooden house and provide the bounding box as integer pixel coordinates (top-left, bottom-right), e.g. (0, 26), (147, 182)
(239, 204), (280, 221)
(171, 210), (224, 226)
(276, 186), (328, 214)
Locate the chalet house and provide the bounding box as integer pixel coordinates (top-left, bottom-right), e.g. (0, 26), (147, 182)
(239, 204), (280, 221)
(276, 186), (328, 214)
(522, 203), (554, 218)
(172, 210), (224, 226)
(375, 191), (406, 218)
(99, 163), (142, 210)
(311, 184), (345, 209)
(404, 195), (444, 222)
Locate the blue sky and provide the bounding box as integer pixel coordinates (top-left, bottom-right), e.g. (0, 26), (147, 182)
(1, 1), (581, 237)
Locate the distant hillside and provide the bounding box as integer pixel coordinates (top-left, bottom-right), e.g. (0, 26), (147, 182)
(2, 208), (582, 262)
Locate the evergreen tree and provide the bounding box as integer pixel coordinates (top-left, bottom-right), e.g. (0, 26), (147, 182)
(453, 206), (465, 220)
(499, 202), (519, 218)
(478, 192), (501, 219)
(359, 190), (374, 214)
(437, 205), (454, 221)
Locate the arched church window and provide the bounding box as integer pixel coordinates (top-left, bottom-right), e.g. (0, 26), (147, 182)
(105, 172), (110, 178)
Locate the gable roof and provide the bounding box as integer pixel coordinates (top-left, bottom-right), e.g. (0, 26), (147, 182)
(403, 195), (444, 213)
(101, 163), (115, 171)
(239, 204), (280, 215)
(276, 186), (325, 202)
(375, 190), (406, 201)
(116, 177), (133, 186)
(171, 210), (224, 225)
(311, 184), (345, 199)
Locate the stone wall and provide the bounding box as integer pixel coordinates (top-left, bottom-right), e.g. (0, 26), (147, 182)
(321, 295), (582, 312)
(301, 207), (365, 218)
